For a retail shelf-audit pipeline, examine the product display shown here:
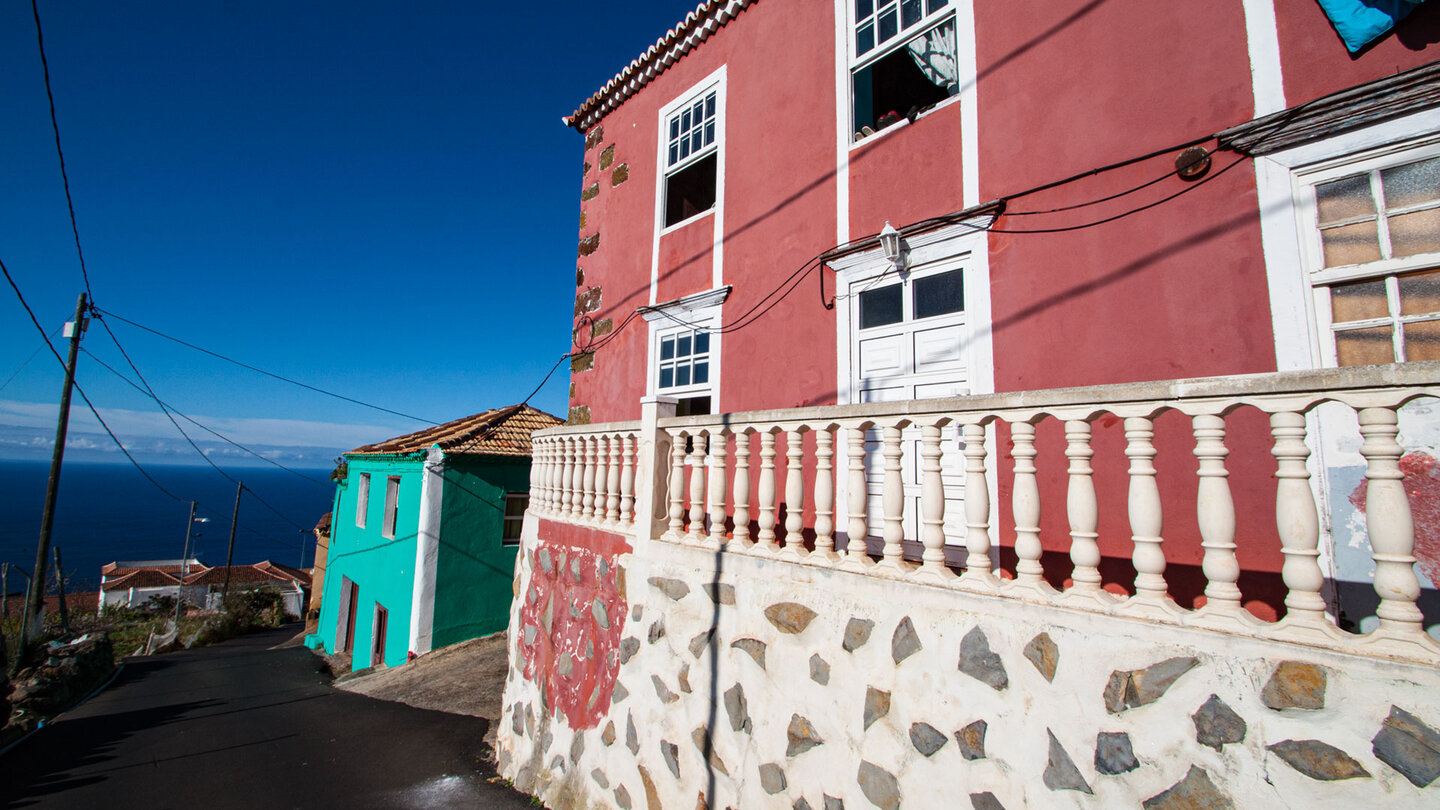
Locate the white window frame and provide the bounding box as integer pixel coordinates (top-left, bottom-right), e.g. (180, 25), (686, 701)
(355, 472), (370, 529)
(502, 493), (528, 545)
(844, 0), (960, 145)
(381, 475), (400, 540)
(642, 287), (729, 409)
(656, 69), (727, 234)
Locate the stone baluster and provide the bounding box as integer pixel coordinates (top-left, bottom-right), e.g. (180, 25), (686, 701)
(1124, 416), (1180, 617)
(780, 428), (808, 560)
(811, 427), (837, 563)
(605, 434), (622, 525)
(686, 433), (708, 543)
(541, 439), (555, 514)
(582, 435), (598, 521)
(551, 437), (566, 517)
(706, 429), (727, 550)
(568, 436), (584, 519)
(1059, 420), (1110, 606)
(1265, 411), (1334, 639)
(1008, 420), (1052, 597)
(1189, 414), (1255, 629)
(755, 430), (779, 553)
(667, 433), (687, 539)
(844, 427), (870, 563)
(877, 424), (913, 574)
(954, 424), (993, 590)
(732, 431), (753, 548)
(1357, 407), (1434, 654)
(593, 435), (609, 523)
(532, 438), (547, 514)
(619, 433), (636, 526)
(915, 423), (955, 583)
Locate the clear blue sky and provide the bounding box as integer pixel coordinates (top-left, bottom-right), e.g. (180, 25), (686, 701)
(0, 0), (698, 468)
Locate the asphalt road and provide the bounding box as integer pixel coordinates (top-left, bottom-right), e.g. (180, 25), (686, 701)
(0, 625), (537, 809)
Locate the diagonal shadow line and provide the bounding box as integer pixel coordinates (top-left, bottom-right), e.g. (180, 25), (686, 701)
(75, 732), (302, 776)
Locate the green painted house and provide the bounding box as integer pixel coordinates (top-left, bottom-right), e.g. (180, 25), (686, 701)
(307, 404), (561, 670)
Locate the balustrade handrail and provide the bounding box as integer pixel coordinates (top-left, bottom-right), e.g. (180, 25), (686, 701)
(535, 419), (643, 438)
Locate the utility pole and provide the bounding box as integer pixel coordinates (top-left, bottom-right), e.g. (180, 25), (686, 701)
(52, 548), (69, 635)
(2, 562), (9, 619)
(221, 482), (243, 609)
(173, 501), (198, 629)
(16, 292), (87, 667)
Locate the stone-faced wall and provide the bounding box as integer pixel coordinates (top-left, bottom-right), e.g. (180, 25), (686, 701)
(499, 532), (1440, 809)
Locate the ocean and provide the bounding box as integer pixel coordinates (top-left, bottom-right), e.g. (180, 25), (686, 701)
(0, 459), (337, 593)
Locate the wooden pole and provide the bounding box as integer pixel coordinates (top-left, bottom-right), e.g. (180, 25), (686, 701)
(52, 548), (69, 635)
(221, 482), (243, 609)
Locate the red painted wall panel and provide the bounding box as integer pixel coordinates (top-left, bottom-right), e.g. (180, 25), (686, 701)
(1274, 0), (1440, 107)
(656, 218), (715, 304)
(849, 101), (966, 239)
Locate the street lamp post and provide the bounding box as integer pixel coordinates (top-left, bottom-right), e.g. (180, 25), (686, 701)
(173, 502), (208, 629)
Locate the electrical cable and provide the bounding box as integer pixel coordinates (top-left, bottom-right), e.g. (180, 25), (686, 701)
(95, 308), (440, 425)
(0, 326), (62, 394)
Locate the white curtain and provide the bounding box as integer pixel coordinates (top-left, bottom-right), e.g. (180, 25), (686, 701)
(906, 23), (958, 88)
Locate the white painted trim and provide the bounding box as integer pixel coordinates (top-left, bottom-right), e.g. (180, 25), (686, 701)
(408, 446), (444, 657)
(1260, 108), (1440, 169)
(640, 285), (732, 322)
(1241, 0), (1286, 117)
(1255, 155), (1318, 371)
(652, 66), (729, 306)
(833, 0), (850, 246)
(646, 298), (724, 410)
(955, 0), (980, 208)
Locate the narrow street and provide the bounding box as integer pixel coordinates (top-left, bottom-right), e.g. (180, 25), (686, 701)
(0, 626), (535, 809)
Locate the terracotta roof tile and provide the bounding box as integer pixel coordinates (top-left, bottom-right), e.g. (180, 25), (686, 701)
(100, 570), (181, 591)
(183, 564), (300, 587)
(346, 404), (562, 458)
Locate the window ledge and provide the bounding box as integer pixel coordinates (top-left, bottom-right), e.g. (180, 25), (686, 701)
(660, 207), (715, 236)
(850, 95), (961, 151)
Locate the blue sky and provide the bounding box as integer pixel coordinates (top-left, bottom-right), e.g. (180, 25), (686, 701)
(0, 0), (698, 468)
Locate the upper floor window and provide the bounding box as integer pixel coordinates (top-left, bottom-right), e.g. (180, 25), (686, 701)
(661, 79), (723, 228)
(850, 0), (959, 141)
(1300, 145), (1440, 366)
(502, 493), (528, 545)
(355, 472), (370, 528)
(382, 475), (401, 539)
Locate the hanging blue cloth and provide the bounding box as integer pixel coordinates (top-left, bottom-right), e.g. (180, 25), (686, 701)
(1315, 0), (1429, 52)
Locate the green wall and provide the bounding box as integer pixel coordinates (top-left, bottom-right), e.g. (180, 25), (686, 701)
(431, 455), (527, 648)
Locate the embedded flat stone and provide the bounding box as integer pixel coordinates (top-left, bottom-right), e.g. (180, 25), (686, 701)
(592, 769), (609, 789)
(843, 618), (875, 652)
(631, 604), (643, 621)
(891, 616), (922, 664)
(760, 763), (788, 794)
(661, 739), (680, 778)
(626, 714), (639, 755)
(732, 638), (767, 670)
(613, 681), (629, 703)
(766, 602), (818, 634)
(956, 720), (987, 760)
(638, 765), (660, 810)
(557, 652), (574, 677)
(970, 793), (1006, 810)
(597, 556), (609, 577)
(649, 576), (690, 600)
(619, 637), (640, 664)
(570, 732), (585, 764)
(1143, 765), (1233, 809)
(692, 725), (730, 776)
(724, 683), (753, 734)
(602, 720), (616, 746)
(652, 675), (679, 704)
(864, 687), (891, 731)
(857, 761), (900, 810)
(1193, 694), (1246, 751)
(794, 800), (812, 810)
(537, 548), (553, 572)
(1372, 705), (1440, 787)
(1261, 661), (1327, 711)
(511, 704), (524, 736)
(678, 663), (692, 693)
(824, 796), (844, 810)
(542, 595), (554, 634)
(571, 557), (582, 581)
(648, 619), (666, 644)
(1269, 739), (1371, 780)
(1043, 730), (1093, 794)
(593, 598), (610, 629)
(1023, 632), (1058, 682)
(549, 755), (565, 773)
(1095, 731), (1138, 775)
(1103, 656), (1199, 713)
(614, 785), (632, 810)
(703, 582), (736, 605)
(958, 627), (1008, 691)
(787, 714), (825, 756)
(810, 654), (830, 685)
(569, 601), (582, 619)
(689, 628), (716, 659)
(910, 722), (948, 757)
(523, 624), (537, 646)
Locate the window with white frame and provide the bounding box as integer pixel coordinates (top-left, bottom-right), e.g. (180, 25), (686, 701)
(654, 324), (715, 415)
(502, 493), (528, 545)
(355, 473), (370, 528)
(849, 0), (959, 141)
(381, 475), (400, 539)
(1299, 144), (1440, 366)
(662, 85), (720, 227)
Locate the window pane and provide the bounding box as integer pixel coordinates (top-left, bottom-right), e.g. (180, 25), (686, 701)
(694, 331), (710, 354)
(926, 0), (945, 12)
(692, 130), (702, 152)
(859, 283), (904, 329)
(1405, 320), (1440, 362)
(1320, 221), (1382, 267)
(704, 121), (714, 146)
(660, 367), (674, 388)
(857, 21), (875, 54)
(676, 365), (691, 386)
(1382, 157), (1440, 211)
(681, 109), (691, 131)
(1316, 174), (1376, 225)
(1329, 278), (1389, 322)
(664, 153), (717, 226)
(857, 0), (873, 19)
(914, 269), (964, 318)
(661, 337), (675, 360)
(1335, 326), (1395, 366)
(680, 138), (691, 160)
(677, 334), (692, 357)
(1399, 269), (1440, 316)
(1388, 208), (1440, 258)
(505, 495), (529, 519)
(670, 118), (680, 140)
(901, 0), (921, 28)
(705, 94), (715, 119)
(694, 361), (709, 384)
(668, 144), (678, 165)
(879, 7), (898, 42)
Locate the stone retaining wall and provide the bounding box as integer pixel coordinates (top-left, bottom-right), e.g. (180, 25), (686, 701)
(498, 528), (1440, 809)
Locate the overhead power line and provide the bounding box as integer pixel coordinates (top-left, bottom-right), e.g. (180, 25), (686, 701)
(29, 0), (92, 300)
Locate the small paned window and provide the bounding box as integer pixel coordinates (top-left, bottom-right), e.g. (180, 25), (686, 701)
(850, 0), (958, 140)
(859, 269), (964, 330)
(381, 475), (400, 539)
(663, 88), (721, 227)
(913, 269), (964, 319)
(355, 473), (370, 529)
(859, 284), (904, 329)
(502, 493), (528, 545)
(658, 328), (712, 391)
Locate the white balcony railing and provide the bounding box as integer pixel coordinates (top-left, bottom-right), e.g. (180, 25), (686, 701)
(529, 363), (1440, 664)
